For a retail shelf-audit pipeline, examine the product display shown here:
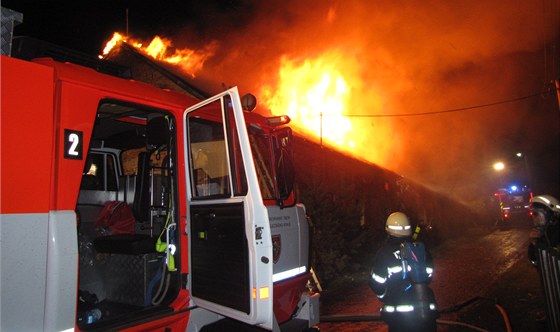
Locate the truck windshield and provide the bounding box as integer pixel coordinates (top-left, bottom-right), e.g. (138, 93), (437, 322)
(273, 128), (295, 200)
(249, 133), (274, 200)
(248, 127), (294, 203)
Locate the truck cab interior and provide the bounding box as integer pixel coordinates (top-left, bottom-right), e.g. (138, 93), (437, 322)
(76, 101), (179, 329)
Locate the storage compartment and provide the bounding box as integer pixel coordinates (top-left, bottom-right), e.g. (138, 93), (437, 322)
(102, 253), (164, 307)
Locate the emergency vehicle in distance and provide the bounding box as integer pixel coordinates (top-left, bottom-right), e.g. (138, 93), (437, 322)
(493, 185), (533, 225)
(0, 21), (319, 332)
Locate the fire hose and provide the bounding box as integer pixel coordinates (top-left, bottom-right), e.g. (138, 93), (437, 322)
(320, 296), (512, 332)
(438, 296), (512, 332)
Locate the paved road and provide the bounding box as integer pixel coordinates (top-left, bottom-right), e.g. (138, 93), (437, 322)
(317, 223), (534, 332)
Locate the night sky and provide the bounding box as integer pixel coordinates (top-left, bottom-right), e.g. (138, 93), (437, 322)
(2, 1), (248, 54)
(3, 1), (560, 204)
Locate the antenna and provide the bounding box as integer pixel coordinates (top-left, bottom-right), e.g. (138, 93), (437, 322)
(126, 8), (129, 36)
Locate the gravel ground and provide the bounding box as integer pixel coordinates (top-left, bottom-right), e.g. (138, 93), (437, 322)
(317, 222), (548, 332)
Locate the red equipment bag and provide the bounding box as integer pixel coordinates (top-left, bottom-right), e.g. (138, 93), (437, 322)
(96, 201), (135, 235)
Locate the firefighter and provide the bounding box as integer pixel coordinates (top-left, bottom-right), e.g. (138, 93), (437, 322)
(528, 195), (560, 265)
(369, 212), (439, 332)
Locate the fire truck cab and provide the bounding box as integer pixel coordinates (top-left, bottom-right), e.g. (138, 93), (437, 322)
(1, 43), (318, 331)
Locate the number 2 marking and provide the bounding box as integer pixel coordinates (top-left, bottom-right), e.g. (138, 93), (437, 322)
(68, 133), (79, 156)
(64, 129), (83, 159)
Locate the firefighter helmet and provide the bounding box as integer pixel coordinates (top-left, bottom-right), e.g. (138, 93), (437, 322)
(385, 212), (412, 237)
(531, 195), (560, 214)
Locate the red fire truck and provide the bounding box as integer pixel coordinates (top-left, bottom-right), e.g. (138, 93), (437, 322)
(0, 29), (319, 332)
(494, 186), (533, 225)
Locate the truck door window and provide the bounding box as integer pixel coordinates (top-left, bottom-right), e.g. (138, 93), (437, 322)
(226, 106), (248, 196)
(187, 100), (231, 198)
(80, 152), (118, 191)
(186, 97), (248, 198)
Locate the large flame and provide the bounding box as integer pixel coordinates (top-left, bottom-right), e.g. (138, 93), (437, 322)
(260, 51), (392, 165)
(100, 32), (216, 77)
(261, 54), (353, 147)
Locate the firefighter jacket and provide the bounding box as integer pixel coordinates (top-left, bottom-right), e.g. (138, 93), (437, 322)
(369, 236), (437, 315)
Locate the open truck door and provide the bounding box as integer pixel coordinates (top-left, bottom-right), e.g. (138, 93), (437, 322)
(183, 88), (275, 329)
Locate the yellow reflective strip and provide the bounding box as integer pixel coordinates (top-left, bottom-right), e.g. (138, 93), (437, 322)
(372, 273), (386, 284)
(384, 305), (395, 312)
(387, 265), (402, 277)
(396, 305), (414, 312)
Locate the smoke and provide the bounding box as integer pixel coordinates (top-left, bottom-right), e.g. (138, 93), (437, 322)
(173, 0), (559, 204)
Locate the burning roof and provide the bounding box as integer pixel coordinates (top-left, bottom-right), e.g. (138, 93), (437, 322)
(101, 33), (210, 99)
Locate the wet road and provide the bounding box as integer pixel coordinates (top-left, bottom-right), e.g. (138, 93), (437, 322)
(317, 223), (533, 332)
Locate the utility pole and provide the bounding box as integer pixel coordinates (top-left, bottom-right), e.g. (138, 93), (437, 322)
(555, 79), (560, 112)
(319, 111), (323, 147)
(517, 152), (532, 189)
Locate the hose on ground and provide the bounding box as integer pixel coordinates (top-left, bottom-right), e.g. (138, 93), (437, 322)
(440, 296), (512, 332)
(438, 296), (482, 314)
(320, 296), (512, 332)
(494, 302), (512, 332)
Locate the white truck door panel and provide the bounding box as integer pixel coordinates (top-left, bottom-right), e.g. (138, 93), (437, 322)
(184, 88), (274, 329)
